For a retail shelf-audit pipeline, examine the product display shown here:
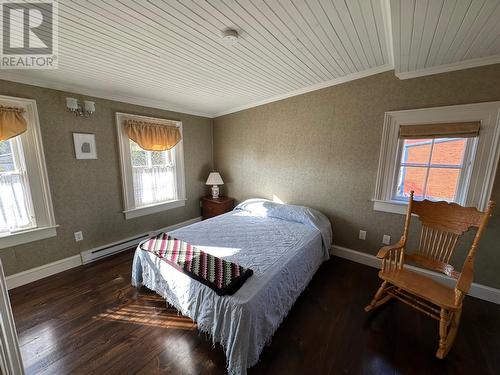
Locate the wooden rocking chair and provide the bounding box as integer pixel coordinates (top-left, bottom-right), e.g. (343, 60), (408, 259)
(365, 191), (494, 359)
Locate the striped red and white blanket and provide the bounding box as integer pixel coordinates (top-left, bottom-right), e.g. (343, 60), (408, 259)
(139, 232), (253, 296)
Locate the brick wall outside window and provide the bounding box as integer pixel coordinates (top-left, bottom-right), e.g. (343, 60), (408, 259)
(401, 139), (466, 200)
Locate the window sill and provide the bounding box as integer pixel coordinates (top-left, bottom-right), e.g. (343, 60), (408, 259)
(124, 199), (186, 220)
(372, 199), (408, 215)
(0, 225), (58, 249)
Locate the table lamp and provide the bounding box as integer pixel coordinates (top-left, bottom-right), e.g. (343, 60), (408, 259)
(206, 172), (224, 199)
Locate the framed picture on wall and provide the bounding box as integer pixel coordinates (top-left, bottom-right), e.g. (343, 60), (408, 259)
(73, 133), (97, 159)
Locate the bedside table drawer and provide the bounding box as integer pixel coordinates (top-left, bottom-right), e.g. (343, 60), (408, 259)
(201, 196), (234, 219)
(203, 205), (221, 217)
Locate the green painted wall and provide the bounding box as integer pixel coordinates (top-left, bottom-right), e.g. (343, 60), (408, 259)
(213, 65), (500, 289)
(0, 80), (213, 276)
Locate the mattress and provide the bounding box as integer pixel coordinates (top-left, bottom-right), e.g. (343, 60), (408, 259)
(132, 199), (332, 374)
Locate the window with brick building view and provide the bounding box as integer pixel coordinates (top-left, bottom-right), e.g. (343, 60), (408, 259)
(395, 138), (471, 202)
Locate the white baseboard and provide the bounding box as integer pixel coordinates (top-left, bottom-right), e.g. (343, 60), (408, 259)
(6, 255), (82, 290)
(331, 245), (500, 305)
(6, 217), (202, 290)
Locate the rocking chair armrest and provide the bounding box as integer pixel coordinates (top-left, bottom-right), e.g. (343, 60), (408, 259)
(376, 240), (405, 259)
(456, 257), (474, 294)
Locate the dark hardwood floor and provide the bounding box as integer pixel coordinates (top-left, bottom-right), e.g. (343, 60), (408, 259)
(9, 250), (500, 375)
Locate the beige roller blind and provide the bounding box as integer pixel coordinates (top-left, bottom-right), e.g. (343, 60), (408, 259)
(124, 119), (181, 151)
(399, 121), (480, 139)
(0, 106), (27, 141)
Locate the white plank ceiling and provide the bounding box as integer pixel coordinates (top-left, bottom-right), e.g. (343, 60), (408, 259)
(1, 0), (500, 117)
(392, 0), (500, 75)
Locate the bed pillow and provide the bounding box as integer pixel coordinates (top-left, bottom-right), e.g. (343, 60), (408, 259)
(235, 198), (333, 252)
(234, 198), (283, 217)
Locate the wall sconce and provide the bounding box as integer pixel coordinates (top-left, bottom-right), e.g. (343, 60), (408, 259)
(66, 97), (96, 117)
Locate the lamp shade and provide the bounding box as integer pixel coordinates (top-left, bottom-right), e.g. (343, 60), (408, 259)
(206, 172), (224, 185)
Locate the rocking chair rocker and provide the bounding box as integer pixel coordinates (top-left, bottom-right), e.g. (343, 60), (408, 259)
(365, 191), (494, 359)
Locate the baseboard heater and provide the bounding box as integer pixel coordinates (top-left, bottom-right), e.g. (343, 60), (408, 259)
(80, 234), (150, 264)
(79, 217), (202, 265)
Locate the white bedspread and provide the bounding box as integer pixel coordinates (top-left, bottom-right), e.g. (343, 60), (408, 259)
(132, 199), (332, 374)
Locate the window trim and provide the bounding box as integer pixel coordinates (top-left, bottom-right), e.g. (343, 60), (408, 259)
(373, 101), (500, 215)
(115, 112), (186, 220)
(0, 95), (57, 248)
(0, 226), (58, 249)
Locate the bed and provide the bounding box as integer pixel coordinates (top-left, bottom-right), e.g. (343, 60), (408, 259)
(131, 199), (332, 374)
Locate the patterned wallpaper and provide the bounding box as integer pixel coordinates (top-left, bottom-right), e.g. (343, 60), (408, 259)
(214, 65), (500, 289)
(0, 80), (213, 275)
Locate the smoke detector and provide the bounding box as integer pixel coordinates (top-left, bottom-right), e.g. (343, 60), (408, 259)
(222, 29), (239, 45)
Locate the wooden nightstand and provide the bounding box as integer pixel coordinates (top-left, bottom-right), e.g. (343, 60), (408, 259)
(201, 196), (235, 220)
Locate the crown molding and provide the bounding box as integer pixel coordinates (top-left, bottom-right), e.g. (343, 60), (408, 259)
(213, 64), (395, 117)
(396, 54), (500, 80)
(0, 72), (213, 118)
(2, 53), (499, 119)
(1, 65), (396, 119)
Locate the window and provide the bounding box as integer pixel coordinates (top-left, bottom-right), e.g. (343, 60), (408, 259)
(130, 141), (177, 207)
(116, 113), (186, 219)
(394, 138), (474, 202)
(374, 102), (500, 215)
(0, 137), (35, 232)
(0, 96), (56, 248)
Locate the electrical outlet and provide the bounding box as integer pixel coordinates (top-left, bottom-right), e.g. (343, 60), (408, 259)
(359, 230), (367, 240)
(74, 231), (83, 242)
(382, 234), (391, 245)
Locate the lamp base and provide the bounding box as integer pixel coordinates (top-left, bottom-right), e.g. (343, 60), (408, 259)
(211, 185), (220, 199)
